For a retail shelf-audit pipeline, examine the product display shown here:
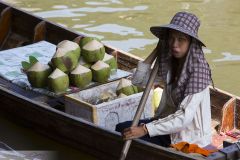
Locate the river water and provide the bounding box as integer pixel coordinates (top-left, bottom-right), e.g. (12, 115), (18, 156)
(1, 0), (240, 159)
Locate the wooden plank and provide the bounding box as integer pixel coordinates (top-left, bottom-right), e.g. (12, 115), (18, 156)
(0, 7), (11, 47)
(105, 44), (142, 70)
(235, 98), (240, 129)
(45, 21), (79, 45)
(210, 88), (232, 125)
(33, 21), (46, 42)
(219, 97), (236, 133)
(0, 2), (8, 11)
(0, 6), (40, 49)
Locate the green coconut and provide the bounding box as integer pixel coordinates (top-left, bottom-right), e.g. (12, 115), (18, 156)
(27, 62), (52, 88)
(80, 37), (105, 63)
(102, 53), (117, 73)
(51, 40), (81, 73)
(78, 56), (92, 68)
(116, 78), (138, 96)
(70, 64), (92, 88)
(48, 68), (69, 93)
(79, 37), (94, 48)
(91, 61), (110, 83)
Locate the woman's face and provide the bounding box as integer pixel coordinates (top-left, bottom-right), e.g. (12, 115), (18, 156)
(168, 30), (191, 59)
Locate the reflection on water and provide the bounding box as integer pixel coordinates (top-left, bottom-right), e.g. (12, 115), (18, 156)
(202, 48), (212, 54)
(103, 0), (123, 4)
(52, 5), (68, 9)
(72, 18), (80, 21)
(85, 1), (111, 6)
(73, 24), (93, 29)
(103, 38), (157, 52)
(35, 5), (148, 18)
(35, 10), (86, 18)
(213, 52), (240, 62)
(21, 7), (41, 12)
(78, 31), (105, 39)
(85, 24), (143, 36)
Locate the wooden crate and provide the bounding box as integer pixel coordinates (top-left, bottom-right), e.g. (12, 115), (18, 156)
(65, 81), (154, 131)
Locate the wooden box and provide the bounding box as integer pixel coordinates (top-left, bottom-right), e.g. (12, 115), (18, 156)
(65, 81), (154, 131)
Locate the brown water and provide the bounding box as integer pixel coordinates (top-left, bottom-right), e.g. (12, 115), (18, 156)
(1, 0), (240, 159)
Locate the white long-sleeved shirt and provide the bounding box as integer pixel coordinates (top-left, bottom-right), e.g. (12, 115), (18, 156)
(132, 61), (212, 147)
(146, 86), (212, 147)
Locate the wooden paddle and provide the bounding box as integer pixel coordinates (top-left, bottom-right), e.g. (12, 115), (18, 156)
(119, 51), (160, 160)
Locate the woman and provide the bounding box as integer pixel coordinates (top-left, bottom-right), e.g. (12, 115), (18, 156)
(116, 11), (213, 148)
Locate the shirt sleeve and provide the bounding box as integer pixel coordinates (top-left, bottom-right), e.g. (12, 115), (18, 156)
(146, 88), (206, 137)
(131, 61), (151, 87)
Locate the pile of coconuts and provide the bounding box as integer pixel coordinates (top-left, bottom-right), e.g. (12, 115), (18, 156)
(24, 37), (118, 93)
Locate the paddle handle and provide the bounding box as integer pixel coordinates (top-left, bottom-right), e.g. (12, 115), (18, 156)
(119, 55), (160, 160)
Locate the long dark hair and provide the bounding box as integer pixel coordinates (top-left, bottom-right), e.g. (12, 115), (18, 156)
(169, 37), (192, 85)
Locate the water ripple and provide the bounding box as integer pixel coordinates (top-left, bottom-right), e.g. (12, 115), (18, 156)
(77, 31), (105, 39)
(104, 0), (122, 4)
(84, 24), (143, 36)
(21, 8), (42, 12)
(34, 5), (148, 18)
(103, 38), (157, 52)
(72, 24), (93, 29)
(34, 10), (86, 18)
(213, 52), (240, 62)
(85, 2), (110, 5)
(52, 5), (69, 9)
(203, 48), (212, 54)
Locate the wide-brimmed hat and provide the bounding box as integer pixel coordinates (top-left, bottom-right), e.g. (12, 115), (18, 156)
(150, 11), (205, 46)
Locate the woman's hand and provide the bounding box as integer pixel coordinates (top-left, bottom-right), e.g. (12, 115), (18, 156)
(122, 124), (148, 140)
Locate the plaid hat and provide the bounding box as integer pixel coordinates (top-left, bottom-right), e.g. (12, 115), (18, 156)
(150, 12), (205, 46)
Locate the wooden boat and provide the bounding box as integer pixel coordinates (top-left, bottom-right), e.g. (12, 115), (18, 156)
(0, 1), (240, 160)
